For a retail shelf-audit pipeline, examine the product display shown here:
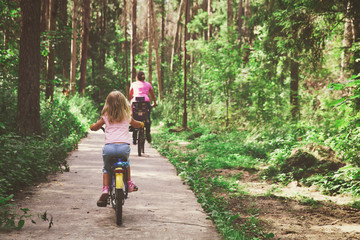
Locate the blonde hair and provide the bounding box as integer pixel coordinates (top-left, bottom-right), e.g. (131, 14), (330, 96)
(101, 91), (131, 123)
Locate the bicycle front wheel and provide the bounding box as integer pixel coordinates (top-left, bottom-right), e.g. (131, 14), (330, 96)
(115, 188), (124, 225)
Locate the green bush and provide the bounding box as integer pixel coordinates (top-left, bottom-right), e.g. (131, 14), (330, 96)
(0, 91), (98, 198)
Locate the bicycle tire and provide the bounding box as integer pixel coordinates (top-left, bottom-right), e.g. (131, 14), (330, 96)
(138, 128), (144, 156)
(115, 188), (124, 225)
(110, 177), (116, 209)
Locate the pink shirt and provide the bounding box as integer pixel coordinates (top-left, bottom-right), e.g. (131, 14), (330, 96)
(102, 115), (131, 144)
(130, 81), (153, 102)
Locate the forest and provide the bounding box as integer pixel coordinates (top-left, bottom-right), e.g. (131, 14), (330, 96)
(1, 0), (360, 238)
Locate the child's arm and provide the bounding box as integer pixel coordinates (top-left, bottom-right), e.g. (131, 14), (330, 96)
(130, 118), (144, 128)
(90, 117), (105, 131)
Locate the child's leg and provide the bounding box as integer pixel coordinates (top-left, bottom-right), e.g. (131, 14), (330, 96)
(102, 172), (110, 193)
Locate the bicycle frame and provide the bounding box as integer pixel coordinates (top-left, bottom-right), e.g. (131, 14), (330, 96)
(111, 160), (129, 193)
(109, 159), (129, 225)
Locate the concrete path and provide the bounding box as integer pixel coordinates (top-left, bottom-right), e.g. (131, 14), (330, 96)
(2, 131), (219, 240)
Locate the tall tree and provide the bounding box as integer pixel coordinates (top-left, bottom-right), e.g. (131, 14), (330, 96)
(70, 0), (78, 93)
(123, 0), (130, 97)
(130, 0), (137, 83)
(207, 0), (212, 39)
(148, 0), (153, 84)
(17, 0), (41, 135)
(150, 0), (163, 100)
(45, 0), (57, 100)
(243, 0), (251, 63)
(160, 0), (165, 90)
(238, 0), (243, 49)
(227, 0), (233, 30)
(79, 0), (91, 94)
(183, 0), (190, 128)
(170, 0), (185, 71)
(58, 0), (70, 89)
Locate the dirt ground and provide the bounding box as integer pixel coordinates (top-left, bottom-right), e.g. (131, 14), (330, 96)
(0, 131), (218, 240)
(217, 169), (360, 239)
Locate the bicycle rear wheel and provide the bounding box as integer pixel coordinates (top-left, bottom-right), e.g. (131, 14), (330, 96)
(138, 127), (145, 156)
(115, 188), (124, 225)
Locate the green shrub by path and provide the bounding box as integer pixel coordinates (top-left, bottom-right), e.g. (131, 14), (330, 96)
(0, 92), (98, 198)
(0, 91), (98, 230)
(152, 127), (274, 240)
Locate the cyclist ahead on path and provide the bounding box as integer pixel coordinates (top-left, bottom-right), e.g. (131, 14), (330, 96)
(129, 71), (157, 144)
(90, 91), (143, 207)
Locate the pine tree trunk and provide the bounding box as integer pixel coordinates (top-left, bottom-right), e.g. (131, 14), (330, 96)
(17, 0), (41, 135)
(182, 0), (190, 129)
(70, 0), (78, 93)
(290, 54), (300, 121)
(207, 0), (212, 39)
(170, 0), (185, 71)
(243, 0), (251, 63)
(45, 0), (57, 100)
(227, 0), (233, 31)
(148, 0), (153, 84)
(130, 0), (137, 83)
(123, 0), (130, 98)
(160, 0), (165, 90)
(150, 0), (163, 100)
(238, 0), (242, 49)
(59, 0), (70, 89)
(79, 0), (91, 95)
(40, 0), (49, 82)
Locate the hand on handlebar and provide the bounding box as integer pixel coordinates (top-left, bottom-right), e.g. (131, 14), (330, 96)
(151, 103), (157, 108)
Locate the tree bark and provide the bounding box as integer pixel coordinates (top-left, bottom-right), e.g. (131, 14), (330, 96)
(207, 0), (212, 39)
(238, 0), (242, 49)
(59, 0), (70, 88)
(123, 0), (130, 98)
(243, 0), (251, 63)
(45, 0), (57, 100)
(290, 54), (300, 121)
(130, 0), (137, 83)
(160, 0), (165, 90)
(227, 0), (233, 31)
(150, 0), (163, 100)
(70, 0), (78, 93)
(183, 0), (190, 129)
(17, 0), (41, 135)
(79, 0), (91, 95)
(148, 0), (153, 84)
(170, 0), (185, 71)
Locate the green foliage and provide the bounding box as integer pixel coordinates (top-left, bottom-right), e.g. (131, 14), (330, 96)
(305, 165), (360, 196)
(0, 195), (31, 231)
(152, 127), (274, 239)
(0, 90), (98, 198)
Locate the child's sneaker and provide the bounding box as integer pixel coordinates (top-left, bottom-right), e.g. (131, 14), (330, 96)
(128, 181), (138, 192)
(97, 186), (109, 207)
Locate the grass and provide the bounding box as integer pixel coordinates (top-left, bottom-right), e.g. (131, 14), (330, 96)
(152, 127), (274, 239)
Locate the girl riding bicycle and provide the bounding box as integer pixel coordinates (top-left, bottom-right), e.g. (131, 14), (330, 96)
(129, 71), (157, 143)
(90, 90), (143, 207)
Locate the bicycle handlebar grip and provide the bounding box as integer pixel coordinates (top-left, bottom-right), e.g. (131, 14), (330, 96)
(141, 122), (145, 128)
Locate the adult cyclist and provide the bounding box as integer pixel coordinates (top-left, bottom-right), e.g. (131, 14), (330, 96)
(129, 71), (157, 144)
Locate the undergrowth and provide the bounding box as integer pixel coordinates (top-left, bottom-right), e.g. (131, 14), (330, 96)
(152, 127), (275, 239)
(152, 121), (360, 239)
(0, 90), (98, 230)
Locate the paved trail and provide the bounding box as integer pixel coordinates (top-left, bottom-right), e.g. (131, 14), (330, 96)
(2, 131), (219, 240)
